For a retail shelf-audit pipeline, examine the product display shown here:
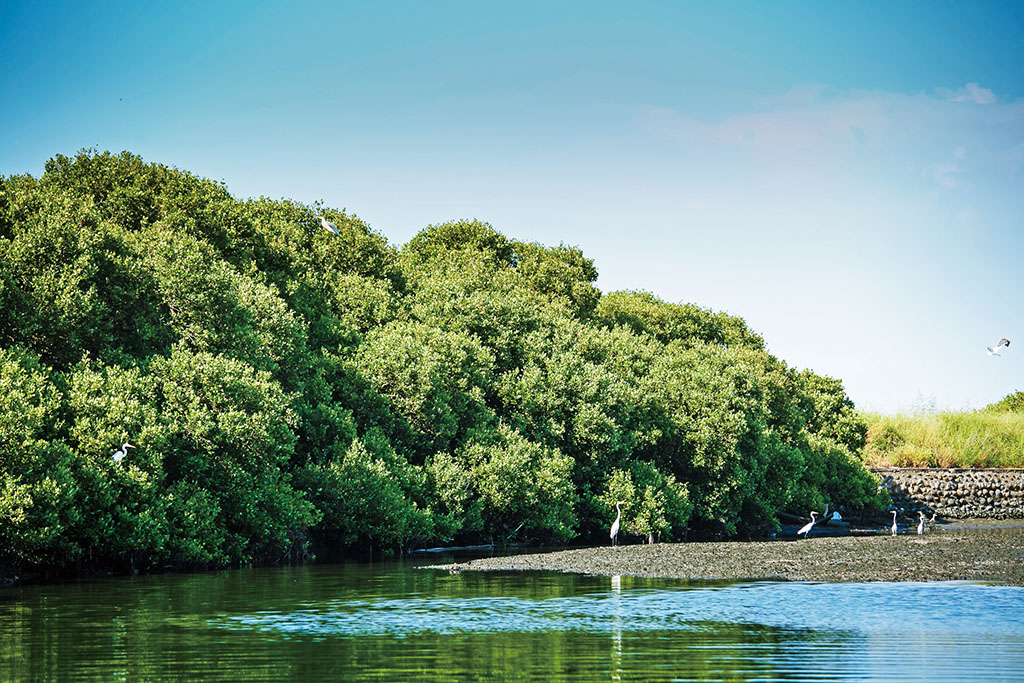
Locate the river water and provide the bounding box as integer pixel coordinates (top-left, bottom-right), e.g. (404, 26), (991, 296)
(2, 555), (1023, 682)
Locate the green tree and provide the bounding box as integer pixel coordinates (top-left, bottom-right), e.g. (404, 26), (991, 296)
(151, 348), (315, 563)
(0, 150), (893, 581)
(352, 320), (496, 458)
(596, 290), (765, 350)
(600, 463), (692, 543)
(429, 424), (576, 542)
(986, 390), (1024, 412)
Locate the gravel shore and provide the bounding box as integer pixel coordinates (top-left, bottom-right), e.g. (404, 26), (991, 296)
(434, 525), (1024, 585)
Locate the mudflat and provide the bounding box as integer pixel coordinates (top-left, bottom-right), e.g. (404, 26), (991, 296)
(440, 525), (1024, 585)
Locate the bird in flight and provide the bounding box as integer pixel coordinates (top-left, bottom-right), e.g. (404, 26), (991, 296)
(319, 215), (340, 236)
(987, 338), (1010, 356)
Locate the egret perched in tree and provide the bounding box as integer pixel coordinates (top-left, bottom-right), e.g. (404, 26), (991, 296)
(610, 501), (625, 546)
(987, 338), (1010, 356)
(890, 510), (898, 536)
(111, 442), (134, 463)
(917, 511), (927, 535)
(319, 215), (340, 236)
(797, 511), (818, 538)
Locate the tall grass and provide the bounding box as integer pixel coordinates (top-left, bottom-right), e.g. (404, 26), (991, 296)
(862, 409), (1024, 468)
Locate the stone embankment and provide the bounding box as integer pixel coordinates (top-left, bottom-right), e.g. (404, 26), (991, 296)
(874, 467), (1024, 518)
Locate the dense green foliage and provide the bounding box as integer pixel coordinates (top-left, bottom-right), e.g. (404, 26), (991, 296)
(863, 391), (1024, 468)
(0, 150), (884, 578)
(986, 390), (1024, 414)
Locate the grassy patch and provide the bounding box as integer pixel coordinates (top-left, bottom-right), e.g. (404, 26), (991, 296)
(862, 409), (1024, 468)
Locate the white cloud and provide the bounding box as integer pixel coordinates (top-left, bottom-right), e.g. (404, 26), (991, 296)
(936, 82), (996, 104)
(926, 146), (969, 188)
(954, 207), (976, 222)
(637, 83), (1024, 192)
(928, 159), (962, 188)
(639, 89), (890, 155)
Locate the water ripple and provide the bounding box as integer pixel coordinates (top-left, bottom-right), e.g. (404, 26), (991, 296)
(207, 581), (1024, 642)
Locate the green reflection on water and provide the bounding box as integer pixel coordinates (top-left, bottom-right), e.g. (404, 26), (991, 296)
(1, 560), (1021, 682)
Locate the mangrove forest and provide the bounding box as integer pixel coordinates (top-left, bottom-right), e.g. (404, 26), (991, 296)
(0, 150), (886, 580)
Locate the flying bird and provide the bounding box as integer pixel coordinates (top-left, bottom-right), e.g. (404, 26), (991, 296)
(987, 338), (1011, 356)
(111, 442), (134, 463)
(797, 511), (818, 538)
(318, 215), (340, 236)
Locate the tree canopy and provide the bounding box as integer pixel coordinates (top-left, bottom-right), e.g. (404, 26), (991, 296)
(0, 150), (885, 579)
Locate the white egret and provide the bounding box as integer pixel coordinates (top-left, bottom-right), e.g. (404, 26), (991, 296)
(822, 503), (841, 523)
(610, 501), (625, 546)
(111, 442), (134, 463)
(890, 510), (898, 536)
(987, 338), (1010, 356)
(917, 511), (926, 535)
(318, 215), (340, 236)
(797, 511), (818, 538)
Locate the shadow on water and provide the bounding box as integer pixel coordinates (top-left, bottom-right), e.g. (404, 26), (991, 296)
(2, 554), (1023, 682)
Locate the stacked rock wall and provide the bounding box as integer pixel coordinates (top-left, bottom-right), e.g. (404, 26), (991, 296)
(873, 467), (1024, 519)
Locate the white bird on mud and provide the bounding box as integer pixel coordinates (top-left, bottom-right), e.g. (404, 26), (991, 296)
(319, 215), (340, 236)
(610, 501), (625, 546)
(917, 511), (927, 535)
(890, 510), (898, 536)
(797, 511), (818, 538)
(111, 442), (134, 463)
(987, 338), (1011, 356)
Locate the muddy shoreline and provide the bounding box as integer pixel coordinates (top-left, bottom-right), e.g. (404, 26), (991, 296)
(433, 523), (1024, 585)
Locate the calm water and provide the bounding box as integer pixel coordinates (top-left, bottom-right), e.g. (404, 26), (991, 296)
(2, 556), (1023, 682)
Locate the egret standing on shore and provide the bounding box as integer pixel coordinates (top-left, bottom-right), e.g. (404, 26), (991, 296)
(111, 442), (134, 463)
(610, 501), (625, 546)
(891, 510), (898, 536)
(917, 511), (927, 535)
(797, 511), (818, 538)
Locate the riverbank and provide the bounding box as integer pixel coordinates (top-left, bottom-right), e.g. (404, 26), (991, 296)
(435, 524), (1024, 585)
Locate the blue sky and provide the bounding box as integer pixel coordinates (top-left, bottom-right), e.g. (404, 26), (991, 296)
(2, 0), (1023, 412)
